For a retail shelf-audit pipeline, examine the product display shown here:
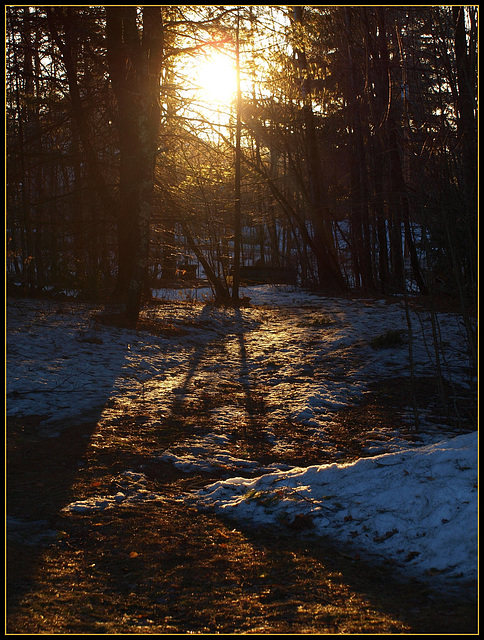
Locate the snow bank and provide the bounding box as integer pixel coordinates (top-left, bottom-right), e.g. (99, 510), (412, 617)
(194, 431), (478, 585)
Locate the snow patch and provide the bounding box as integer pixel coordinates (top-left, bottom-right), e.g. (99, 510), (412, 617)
(194, 431), (477, 584)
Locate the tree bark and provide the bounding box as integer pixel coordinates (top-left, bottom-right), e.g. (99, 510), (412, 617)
(106, 7), (164, 320)
(47, 8), (116, 225)
(232, 9), (242, 303)
(452, 6), (477, 291)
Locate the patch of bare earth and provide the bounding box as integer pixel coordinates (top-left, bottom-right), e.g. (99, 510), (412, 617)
(7, 394), (477, 634)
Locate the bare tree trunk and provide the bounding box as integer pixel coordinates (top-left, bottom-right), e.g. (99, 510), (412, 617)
(47, 7), (117, 294)
(17, 8), (37, 291)
(232, 9), (242, 303)
(452, 6), (477, 297)
(106, 7), (164, 320)
(344, 8), (374, 292)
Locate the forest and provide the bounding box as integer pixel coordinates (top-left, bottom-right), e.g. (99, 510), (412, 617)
(6, 6), (478, 633)
(6, 6), (477, 321)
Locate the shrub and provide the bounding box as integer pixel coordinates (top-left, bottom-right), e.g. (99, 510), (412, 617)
(370, 329), (407, 349)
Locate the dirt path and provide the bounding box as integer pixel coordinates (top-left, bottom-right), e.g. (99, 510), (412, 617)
(7, 409), (477, 634)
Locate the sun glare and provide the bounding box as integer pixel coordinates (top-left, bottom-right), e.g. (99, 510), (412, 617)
(196, 51), (237, 104)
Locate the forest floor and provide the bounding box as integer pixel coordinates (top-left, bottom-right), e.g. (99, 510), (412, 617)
(7, 401), (478, 633)
(6, 408), (478, 635)
(6, 291), (478, 634)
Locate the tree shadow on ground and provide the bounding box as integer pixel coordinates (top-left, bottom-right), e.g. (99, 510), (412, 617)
(7, 492), (477, 634)
(6, 300), (247, 623)
(153, 304), (269, 443)
(6, 300), (478, 634)
(6, 298), (178, 618)
(6, 416), (104, 617)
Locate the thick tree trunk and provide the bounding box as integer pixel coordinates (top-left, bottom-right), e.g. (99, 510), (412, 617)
(106, 7), (164, 320)
(344, 8), (374, 293)
(452, 6), (477, 292)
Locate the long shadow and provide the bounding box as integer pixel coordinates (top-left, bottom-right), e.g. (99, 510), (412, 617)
(232, 520), (478, 634)
(7, 417), (105, 613)
(9, 474), (476, 633)
(7, 298), (478, 633)
(167, 304), (226, 411)
(164, 304), (272, 452)
(6, 300), (245, 629)
(232, 308), (273, 451)
(6, 300), (260, 624)
(6, 298), (154, 617)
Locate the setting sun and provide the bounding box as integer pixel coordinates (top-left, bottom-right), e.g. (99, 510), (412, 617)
(196, 51), (237, 104)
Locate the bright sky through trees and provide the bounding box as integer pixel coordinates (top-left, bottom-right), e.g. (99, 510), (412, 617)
(171, 6), (291, 140)
(195, 49), (237, 104)
(6, 5), (477, 317)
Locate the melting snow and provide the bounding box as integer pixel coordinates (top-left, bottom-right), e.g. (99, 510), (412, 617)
(194, 431), (477, 587)
(7, 285), (477, 590)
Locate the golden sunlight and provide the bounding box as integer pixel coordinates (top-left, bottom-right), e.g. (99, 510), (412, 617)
(195, 50), (237, 104)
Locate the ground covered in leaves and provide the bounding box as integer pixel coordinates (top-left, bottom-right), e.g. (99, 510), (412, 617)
(7, 404), (477, 633)
(7, 293), (477, 634)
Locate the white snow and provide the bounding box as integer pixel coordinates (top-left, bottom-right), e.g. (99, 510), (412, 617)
(63, 470), (167, 514)
(195, 431), (477, 587)
(7, 285), (477, 590)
